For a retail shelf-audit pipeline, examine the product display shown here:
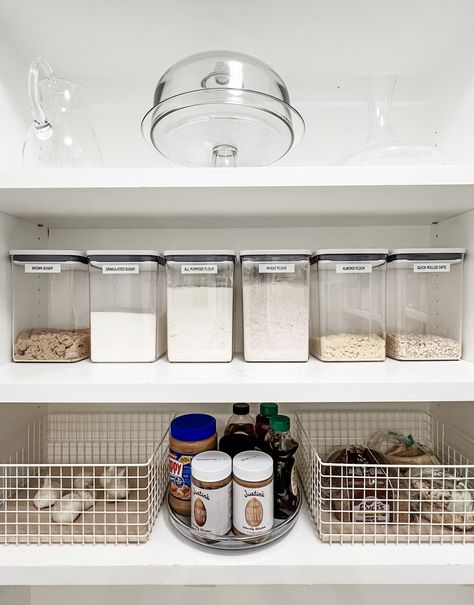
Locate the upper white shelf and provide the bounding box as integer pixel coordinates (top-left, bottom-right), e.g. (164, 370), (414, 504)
(2, 357), (474, 403)
(1, 166), (474, 227)
(2, 505), (473, 586)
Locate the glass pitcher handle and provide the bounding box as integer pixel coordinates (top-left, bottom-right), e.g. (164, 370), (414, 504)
(28, 57), (55, 138)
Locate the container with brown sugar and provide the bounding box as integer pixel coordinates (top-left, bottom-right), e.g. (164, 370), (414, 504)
(169, 414), (217, 516)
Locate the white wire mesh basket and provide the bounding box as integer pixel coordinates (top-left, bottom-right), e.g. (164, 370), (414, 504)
(0, 412), (173, 545)
(295, 410), (474, 544)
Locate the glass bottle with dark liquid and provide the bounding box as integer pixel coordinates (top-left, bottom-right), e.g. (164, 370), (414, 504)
(219, 403), (257, 457)
(265, 415), (299, 519)
(255, 402), (278, 450)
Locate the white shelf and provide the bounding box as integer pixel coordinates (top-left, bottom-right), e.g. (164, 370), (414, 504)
(2, 503), (473, 586)
(2, 357), (474, 403)
(1, 166), (474, 227)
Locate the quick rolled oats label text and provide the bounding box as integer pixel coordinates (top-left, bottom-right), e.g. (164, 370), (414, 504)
(25, 263), (61, 273)
(336, 263), (372, 274)
(258, 263), (295, 274)
(181, 264), (218, 274)
(102, 264), (140, 274)
(414, 263), (450, 273)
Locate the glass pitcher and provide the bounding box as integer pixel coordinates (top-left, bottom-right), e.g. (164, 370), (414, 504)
(22, 57), (102, 168)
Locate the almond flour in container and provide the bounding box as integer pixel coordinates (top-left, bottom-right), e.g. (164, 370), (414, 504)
(233, 450), (274, 537)
(386, 248), (465, 360)
(310, 249), (388, 361)
(241, 250), (311, 362)
(10, 250), (90, 362)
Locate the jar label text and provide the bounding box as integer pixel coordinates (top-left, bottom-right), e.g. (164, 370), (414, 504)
(102, 264), (140, 274)
(414, 263), (450, 273)
(181, 264), (218, 274)
(25, 263), (61, 273)
(258, 263), (295, 274)
(336, 263), (372, 274)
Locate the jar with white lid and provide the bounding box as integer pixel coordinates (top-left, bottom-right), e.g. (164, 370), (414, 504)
(164, 250), (235, 362)
(10, 250), (90, 362)
(386, 248), (465, 360)
(233, 450), (274, 536)
(241, 250), (311, 362)
(311, 249), (388, 361)
(191, 451), (232, 536)
(87, 250), (166, 362)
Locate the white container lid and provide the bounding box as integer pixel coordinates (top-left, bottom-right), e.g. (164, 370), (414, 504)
(233, 451), (273, 482)
(192, 451), (232, 483)
(87, 250), (163, 257)
(164, 250), (235, 257)
(10, 250), (85, 257)
(315, 249), (388, 256)
(388, 248), (465, 255)
(240, 249), (311, 256)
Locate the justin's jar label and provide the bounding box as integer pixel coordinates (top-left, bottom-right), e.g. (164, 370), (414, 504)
(353, 497), (390, 523)
(233, 482), (274, 535)
(191, 483), (232, 536)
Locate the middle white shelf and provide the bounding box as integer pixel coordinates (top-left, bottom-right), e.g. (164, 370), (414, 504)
(2, 356), (474, 403)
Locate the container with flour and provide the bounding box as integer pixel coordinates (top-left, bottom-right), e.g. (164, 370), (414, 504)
(310, 249), (388, 361)
(241, 250), (311, 362)
(87, 250), (166, 362)
(164, 250), (235, 362)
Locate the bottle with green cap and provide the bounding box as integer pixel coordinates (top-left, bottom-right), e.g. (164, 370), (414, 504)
(265, 414), (299, 519)
(255, 402), (279, 449)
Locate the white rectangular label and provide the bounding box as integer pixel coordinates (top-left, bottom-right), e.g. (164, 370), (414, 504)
(25, 263), (61, 274)
(102, 264), (140, 274)
(414, 263), (450, 273)
(181, 264), (217, 274)
(258, 263), (295, 274)
(336, 263), (372, 274)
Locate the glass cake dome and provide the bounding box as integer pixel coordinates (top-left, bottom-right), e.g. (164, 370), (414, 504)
(141, 50), (304, 167)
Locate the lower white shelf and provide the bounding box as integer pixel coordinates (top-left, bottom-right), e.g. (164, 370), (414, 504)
(1, 501), (474, 586)
(1, 356), (474, 403)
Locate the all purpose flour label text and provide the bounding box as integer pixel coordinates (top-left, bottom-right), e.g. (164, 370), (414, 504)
(25, 263), (61, 273)
(102, 264), (140, 274)
(414, 263), (450, 273)
(258, 263), (295, 273)
(336, 263), (372, 273)
(181, 264), (218, 274)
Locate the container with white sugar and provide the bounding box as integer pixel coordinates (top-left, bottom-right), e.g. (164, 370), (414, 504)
(87, 251), (166, 362)
(164, 250), (235, 362)
(310, 249), (388, 362)
(241, 250), (311, 362)
(386, 248), (465, 360)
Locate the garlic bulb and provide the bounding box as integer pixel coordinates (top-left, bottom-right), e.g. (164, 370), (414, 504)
(73, 471), (95, 490)
(75, 490), (95, 511)
(99, 466), (129, 500)
(51, 493), (83, 524)
(33, 477), (60, 509)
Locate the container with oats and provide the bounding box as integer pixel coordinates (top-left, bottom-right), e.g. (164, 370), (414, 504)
(386, 248), (465, 360)
(10, 250), (90, 362)
(310, 249), (388, 361)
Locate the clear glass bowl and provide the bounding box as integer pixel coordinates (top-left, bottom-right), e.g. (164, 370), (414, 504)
(141, 51), (304, 167)
(167, 489), (302, 550)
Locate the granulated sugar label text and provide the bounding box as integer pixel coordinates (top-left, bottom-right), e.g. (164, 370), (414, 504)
(181, 264), (218, 274)
(414, 263), (450, 273)
(258, 263), (295, 274)
(102, 264), (140, 274)
(25, 263), (61, 273)
(336, 263), (372, 274)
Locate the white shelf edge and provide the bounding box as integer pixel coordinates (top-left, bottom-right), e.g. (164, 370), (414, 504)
(1, 504), (473, 586)
(1, 357), (474, 403)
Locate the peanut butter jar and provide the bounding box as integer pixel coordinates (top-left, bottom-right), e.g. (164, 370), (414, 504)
(233, 450), (274, 536)
(169, 414), (217, 516)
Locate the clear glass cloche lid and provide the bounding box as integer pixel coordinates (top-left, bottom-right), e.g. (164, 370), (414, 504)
(141, 51), (305, 167)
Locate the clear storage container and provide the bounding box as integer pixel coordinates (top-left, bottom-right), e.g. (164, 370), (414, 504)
(87, 251), (166, 362)
(241, 250), (311, 362)
(386, 248), (465, 360)
(311, 249), (388, 362)
(165, 250), (235, 362)
(10, 250), (90, 362)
